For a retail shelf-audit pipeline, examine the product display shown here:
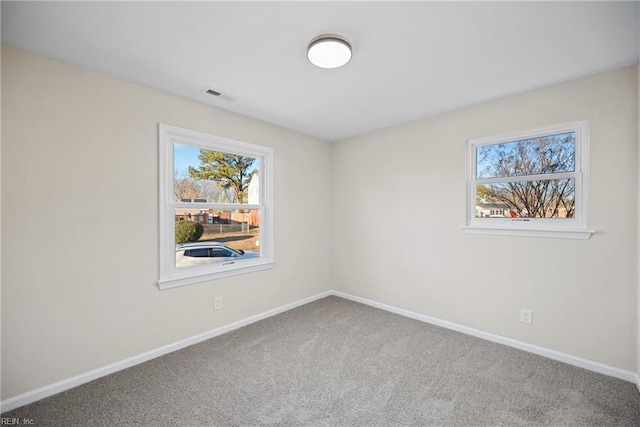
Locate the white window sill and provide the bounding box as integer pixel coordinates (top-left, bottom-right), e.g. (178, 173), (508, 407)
(158, 261), (275, 290)
(462, 226), (594, 240)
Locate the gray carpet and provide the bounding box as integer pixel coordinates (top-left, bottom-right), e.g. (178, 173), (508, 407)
(3, 296), (639, 426)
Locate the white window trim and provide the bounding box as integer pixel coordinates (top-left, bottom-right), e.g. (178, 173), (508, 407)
(463, 120), (595, 240)
(158, 124), (274, 289)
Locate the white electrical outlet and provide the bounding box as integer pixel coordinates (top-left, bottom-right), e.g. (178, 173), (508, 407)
(214, 296), (222, 310)
(520, 309), (533, 325)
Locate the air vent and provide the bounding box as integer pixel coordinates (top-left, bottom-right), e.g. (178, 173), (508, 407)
(201, 87), (236, 101)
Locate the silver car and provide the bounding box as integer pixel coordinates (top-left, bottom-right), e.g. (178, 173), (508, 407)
(175, 242), (259, 268)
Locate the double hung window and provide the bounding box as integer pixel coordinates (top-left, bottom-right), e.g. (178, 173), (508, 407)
(159, 124), (274, 289)
(465, 121), (592, 239)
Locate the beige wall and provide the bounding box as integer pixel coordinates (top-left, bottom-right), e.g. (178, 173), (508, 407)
(333, 66), (639, 372)
(1, 46), (333, 400)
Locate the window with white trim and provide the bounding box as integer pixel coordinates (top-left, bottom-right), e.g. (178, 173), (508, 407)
(465, 121), (593, 239)
(158, 124), (274, 289)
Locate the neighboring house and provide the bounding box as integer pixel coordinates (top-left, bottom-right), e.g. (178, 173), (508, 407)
(247, 173), (260, 226)
(476, 203), (571, 218)
(176, 175), (260, 227)
(176, 199), (215, 223)
(476, 203), (516, 218)
(248, 172), (259, 205)
(175, 209), (214, 224)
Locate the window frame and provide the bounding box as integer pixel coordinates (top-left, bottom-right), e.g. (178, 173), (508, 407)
(158, 124), (274, 289)
(464, 120), (594, 239)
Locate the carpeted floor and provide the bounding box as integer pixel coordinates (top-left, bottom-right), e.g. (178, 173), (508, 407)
(3, 296), (640, 426)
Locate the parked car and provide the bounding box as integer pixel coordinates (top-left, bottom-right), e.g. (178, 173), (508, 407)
(175, 241), (259, 268)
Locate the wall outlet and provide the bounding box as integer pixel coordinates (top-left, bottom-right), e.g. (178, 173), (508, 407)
(520, 308), (533, 325)
(214, 296), (222, 310)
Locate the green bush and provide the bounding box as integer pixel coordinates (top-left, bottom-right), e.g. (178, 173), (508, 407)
(175, 220), (204, 244)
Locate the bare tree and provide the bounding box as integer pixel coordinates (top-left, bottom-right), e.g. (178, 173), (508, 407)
(174, 171), (236, 204)
(174, 171), (200, 201)
(195, 180), (235, 204)
(477, 133), (576, 218)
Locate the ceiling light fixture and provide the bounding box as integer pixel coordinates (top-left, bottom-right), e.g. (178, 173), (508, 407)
(307, 34), (352, 69)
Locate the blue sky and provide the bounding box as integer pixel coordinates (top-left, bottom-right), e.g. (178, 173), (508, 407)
(174, 144), (258, 176)
(174, 144), (201, 175)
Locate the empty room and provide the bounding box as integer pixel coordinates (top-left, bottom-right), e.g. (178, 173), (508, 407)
(1, 1), (639, 425)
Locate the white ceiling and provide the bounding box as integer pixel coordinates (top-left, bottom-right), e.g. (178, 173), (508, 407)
(2, 1), (639, 141)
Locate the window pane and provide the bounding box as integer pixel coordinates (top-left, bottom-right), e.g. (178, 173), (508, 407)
(210, 248), (234, 257)
(475, 179), (575, 218)
(174, 208), (261, 269)
(476, 132), (575, 179)
(184, 248), (210, 257)
(173, 143), (259, 204)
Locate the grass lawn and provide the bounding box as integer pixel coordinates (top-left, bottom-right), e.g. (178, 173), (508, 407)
(199, 225), (260, 252)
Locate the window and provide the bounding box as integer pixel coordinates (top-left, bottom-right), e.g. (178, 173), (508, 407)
(184, 248), (211, 258)
(465, 121), (593, 239)
(159, 124), (274, 289)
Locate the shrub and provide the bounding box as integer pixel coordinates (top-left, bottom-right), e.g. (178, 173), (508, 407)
(175, 220), (204, 244)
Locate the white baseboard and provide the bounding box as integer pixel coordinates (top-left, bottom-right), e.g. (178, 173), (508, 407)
(2, 288), (637, 412)
(0, 290), (332, 413)
(332, 290), (638, 384)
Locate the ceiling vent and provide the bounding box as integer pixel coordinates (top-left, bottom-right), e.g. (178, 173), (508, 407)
(202, 87), (236, 101)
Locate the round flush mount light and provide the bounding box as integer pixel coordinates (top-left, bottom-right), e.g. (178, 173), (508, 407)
(307, 34), (352, 69)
